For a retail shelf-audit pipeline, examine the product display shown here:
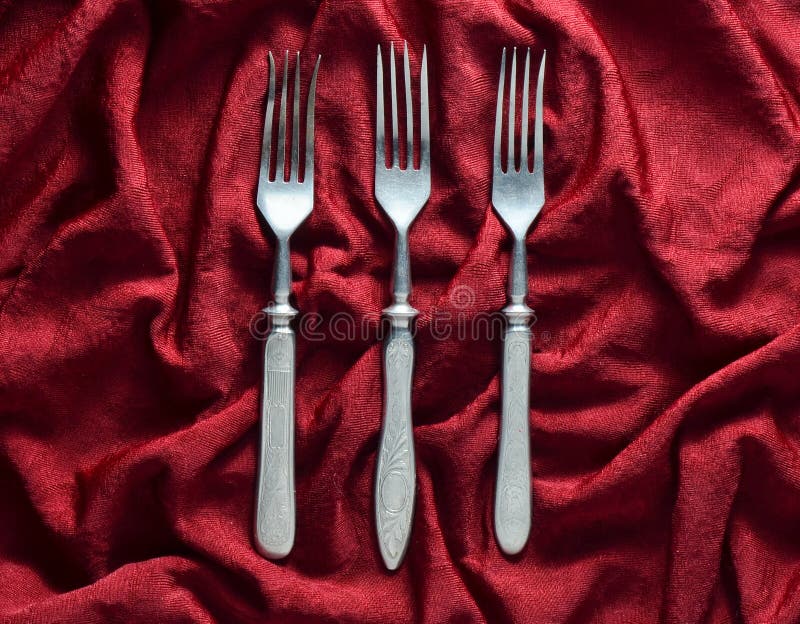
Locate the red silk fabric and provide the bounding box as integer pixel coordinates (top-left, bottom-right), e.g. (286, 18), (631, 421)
(2, 0), (800, 622)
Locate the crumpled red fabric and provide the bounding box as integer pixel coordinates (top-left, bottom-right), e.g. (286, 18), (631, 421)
(2, 0), (800, 622)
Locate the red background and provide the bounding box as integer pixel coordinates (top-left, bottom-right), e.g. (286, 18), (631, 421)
(2, 0), (800, 622)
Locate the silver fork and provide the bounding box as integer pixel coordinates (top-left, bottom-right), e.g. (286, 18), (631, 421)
(491, 47), (546, 555)
(254, 50), (320, 559)
(373, 41), (430, 570)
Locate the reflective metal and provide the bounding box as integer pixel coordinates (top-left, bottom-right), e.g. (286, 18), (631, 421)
(491, 47), (546, 556)
(373, 41), (430, 570)
(254, 50), (320, 559)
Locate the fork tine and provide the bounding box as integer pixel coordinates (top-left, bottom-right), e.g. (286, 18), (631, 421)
(521, 48), (531, 173)
(376, 45), (385, 169)
(290, 52), (301, 181)
(507, 47), (516, 172)
(389, 42), (399, 168)
(533, 50), (546, 180)
(304, 55), (321, 184)
(493, 48), (506, 176)
(420, 44), (429, 171)
(259, 52), (276, 184)
(275, 50), (289, 182)
(403, 41), (413, 170)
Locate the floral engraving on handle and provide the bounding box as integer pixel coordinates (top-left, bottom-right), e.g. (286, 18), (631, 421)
(497, 331), (531, 540)
(259, 332), (293, 548)
(377, 334), (414, 561)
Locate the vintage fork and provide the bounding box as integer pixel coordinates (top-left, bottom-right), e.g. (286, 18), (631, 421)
(373, 41), (430, 570)
(254, 50), (320, 559)
(491, 47), (546, 555)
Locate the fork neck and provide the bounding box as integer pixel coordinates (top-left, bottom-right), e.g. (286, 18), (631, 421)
(264, 236), (297, 333)
(392, 228), (411, 306)
(384, 227), (418, 326)
(509, 236), (530, 309)
(270, 236), (296, 321)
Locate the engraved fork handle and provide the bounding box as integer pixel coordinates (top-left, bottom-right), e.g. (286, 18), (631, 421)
(376, 227), (417, 570)
(375, 325), (416, 570)
(254, 237), (296, 559)
(495, 235), (532, 555)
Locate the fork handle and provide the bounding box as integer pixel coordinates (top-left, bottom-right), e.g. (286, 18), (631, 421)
(494, 311), (532, 555)
(254, 309), (296, 559)
(375, 319), (416, 570)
